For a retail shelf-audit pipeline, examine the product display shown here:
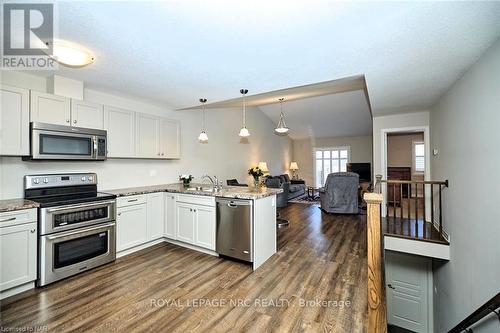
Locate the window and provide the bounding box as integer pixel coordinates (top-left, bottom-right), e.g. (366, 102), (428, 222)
(314, 147), (350, 187)
(413, 142), (425, 173)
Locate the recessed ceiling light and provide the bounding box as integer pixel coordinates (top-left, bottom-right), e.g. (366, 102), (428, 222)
(48, 40), (95, 68)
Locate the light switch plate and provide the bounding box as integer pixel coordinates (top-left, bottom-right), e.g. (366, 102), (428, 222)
(433, 148), (439, 156)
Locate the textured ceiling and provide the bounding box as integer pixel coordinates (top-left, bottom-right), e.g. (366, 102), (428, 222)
(258, 90), (371, 140)
(29, 1), (500, 116)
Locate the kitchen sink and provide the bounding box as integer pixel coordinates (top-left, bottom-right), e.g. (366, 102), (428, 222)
(186, 187), (216, 193)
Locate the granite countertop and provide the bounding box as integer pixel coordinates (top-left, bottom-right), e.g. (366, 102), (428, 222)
(0, 198), (40, 213)
(103, 183), (282, 200)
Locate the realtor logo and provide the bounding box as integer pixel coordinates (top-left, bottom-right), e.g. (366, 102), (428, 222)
(2, 2), (56, 69)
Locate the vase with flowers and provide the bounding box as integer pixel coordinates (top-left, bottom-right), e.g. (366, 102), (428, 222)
(248, 166), (264, 188)
(179, 174), (193, 187)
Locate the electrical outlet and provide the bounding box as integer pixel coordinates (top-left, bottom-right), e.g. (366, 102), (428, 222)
(149, 170), (157, 177)
(433, 148), (439, 156)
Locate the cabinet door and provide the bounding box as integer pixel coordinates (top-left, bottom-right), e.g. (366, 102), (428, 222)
(386, 251), (430, 333)
(176, 203), (194, 244)
(147, 192), (164, 241)
(0, 85), (29, 156)
(193, 205), (216, 250)
(30, 91), (71, 126)
(0, 222), (37, 290)
(136, 113), (160, 158)
(116, 204), (148, 252)
(104, 106), (136, 157)
(160, 119), (180, 159)
(70, 100), (104, 129)
(164, 193), (177, 240)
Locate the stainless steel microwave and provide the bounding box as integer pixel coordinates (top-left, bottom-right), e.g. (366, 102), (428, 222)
(25, 122), (107, 160)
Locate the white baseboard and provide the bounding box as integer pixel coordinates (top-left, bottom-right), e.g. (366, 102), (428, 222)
(0, 281), (35, 300)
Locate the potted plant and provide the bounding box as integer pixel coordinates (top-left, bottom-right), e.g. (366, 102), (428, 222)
(179, 174), (193, 187)
(248, 166), (264, 188)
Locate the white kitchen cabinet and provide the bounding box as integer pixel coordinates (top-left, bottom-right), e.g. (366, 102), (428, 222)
(70, 100), (104, 129)
(0, 221), (37, 292)
(30, 91), (71, 126)
(0, 85), (30, 156)
(104, 106), (136, 158)
(386, 251), (433, 333)
(176, 203), (195, 244)
(193, 205), (216, 250)
(160, 119), (181, 159)
(136, 113), (160, 158)
(116, 202), (148, 252)
(147, 192), (164, 241)
(164, 193), (177, 240)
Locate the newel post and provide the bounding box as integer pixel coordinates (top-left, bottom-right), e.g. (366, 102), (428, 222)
(364, 192), (387, 333)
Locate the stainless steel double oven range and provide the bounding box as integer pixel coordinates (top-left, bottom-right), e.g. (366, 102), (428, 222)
(24, 173), (116, 286)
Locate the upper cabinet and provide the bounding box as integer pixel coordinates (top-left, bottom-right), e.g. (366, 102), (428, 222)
(70, 100), (104, 129)
(30, 91), (71, 126)
(136, 113), (160, 158)
(0, 85), (30, 156)
(104, 106), (136, 158)
(160, 119), (181, 159)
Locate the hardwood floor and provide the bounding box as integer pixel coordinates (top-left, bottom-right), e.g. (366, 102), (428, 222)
(0, 203), (367, 332)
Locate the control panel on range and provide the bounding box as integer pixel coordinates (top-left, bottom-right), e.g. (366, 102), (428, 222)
(25, 173), (97, 189)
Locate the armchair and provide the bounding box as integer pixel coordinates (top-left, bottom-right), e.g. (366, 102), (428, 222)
(319, 172), (359, 214)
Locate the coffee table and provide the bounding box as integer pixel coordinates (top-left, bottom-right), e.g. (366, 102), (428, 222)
(307, 186), (320, 201)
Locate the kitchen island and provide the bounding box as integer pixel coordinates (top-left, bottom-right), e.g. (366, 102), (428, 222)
(104, 184), (282, 270)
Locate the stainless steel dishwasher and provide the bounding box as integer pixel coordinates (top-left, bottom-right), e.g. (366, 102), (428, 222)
(216, 198), (253, 262)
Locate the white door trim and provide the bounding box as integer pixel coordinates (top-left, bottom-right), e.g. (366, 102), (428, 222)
(380, 126), (431, 218)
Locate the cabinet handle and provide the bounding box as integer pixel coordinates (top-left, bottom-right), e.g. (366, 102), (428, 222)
(0, 217), (16, 223)
(127, 199), (138, 202)
(30, 229), (36, 233)
(117, 212), (122, 216)
(66, 119), (70, 123)
(388, 284), (395, 290)
(73, 119), (77, 124)
(161, 153), (164, 156)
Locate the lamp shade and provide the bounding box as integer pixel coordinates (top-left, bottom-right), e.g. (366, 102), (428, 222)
(258, 162), (269, 173)
(290, 162), (299, 170)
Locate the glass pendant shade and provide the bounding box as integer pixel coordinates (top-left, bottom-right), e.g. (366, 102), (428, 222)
(274, 98), (290, 134)
(198, 98), (208, 143)
(239, 89), (250, 137)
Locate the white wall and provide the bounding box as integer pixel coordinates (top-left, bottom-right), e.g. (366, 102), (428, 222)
(0, 72), (292, 199)
(292, 135), (372, 185)
(430, 38), (500, 332)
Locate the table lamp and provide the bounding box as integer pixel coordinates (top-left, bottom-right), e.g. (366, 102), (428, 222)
(290, 162), (299, 180)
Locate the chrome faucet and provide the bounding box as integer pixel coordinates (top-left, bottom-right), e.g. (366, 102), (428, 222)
(202, 175), (222, 191)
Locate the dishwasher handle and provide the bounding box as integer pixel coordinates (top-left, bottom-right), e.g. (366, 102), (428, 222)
(216, 198), (253, 206)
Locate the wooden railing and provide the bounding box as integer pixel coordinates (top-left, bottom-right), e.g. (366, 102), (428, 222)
(448, 292), (500, 333)
(375, 174), (449, 239)
(364, 192), (387, 333)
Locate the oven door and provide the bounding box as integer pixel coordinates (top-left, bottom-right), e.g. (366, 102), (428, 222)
(40, 200), (116, 234)
(32, 129), (96, 160)
(38, 222), (116, 286)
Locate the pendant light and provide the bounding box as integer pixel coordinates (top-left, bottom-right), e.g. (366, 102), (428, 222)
(198, 98), (208, 143)
(274, 98), (290, 134)
(239, 89), (250, 137)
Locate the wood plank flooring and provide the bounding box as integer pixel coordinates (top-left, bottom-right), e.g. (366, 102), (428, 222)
(0, 203), (367, 332)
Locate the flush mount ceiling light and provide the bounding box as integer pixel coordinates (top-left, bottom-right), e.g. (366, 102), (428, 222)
(47, 39), (95, 68)
(238, 89), (250, 137)
(274, 98), (290, 135)
(198, 98), (208, 143)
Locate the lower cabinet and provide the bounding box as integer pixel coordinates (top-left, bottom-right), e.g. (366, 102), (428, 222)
(175, 199), (215, 251)
(164, 193), (177, 240)
(116, 202), (148, 252)
(147, 192), (164, 241)
(0, 219), (37, 293)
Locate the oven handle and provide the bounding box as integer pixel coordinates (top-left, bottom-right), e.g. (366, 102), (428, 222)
(47, 222), (115, 240)
(45, 200), (116, 213)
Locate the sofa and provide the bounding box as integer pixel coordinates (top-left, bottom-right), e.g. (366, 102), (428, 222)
(319, 172), (359, 214)
(265, 174), (306, 202)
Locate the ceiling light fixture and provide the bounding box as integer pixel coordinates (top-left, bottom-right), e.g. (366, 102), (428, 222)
(274, 98), (290, 135)
(48, 39), (95, 68)
(198, 98), (208, 143)
(239, 89), (250, 137)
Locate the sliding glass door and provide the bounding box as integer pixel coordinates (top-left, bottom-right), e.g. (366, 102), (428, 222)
(314, 147), (350, 187)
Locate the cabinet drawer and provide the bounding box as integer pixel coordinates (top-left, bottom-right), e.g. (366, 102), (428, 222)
(0, 209), (37, 227)
(116, 195), (147, 207)
(176, 194), (215, 207)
